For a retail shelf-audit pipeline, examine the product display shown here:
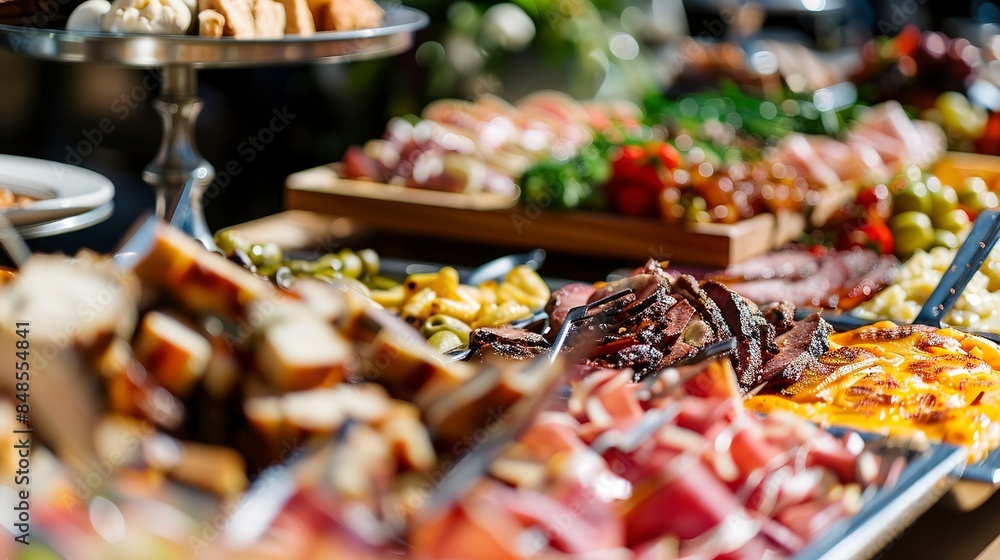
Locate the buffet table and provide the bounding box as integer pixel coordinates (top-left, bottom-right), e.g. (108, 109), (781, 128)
(228, 210), (1000, 560)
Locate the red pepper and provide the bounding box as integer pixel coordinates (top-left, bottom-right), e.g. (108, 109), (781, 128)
(611, 145), (650, 182)
(975, 112), (1000, 156)
(606, 179), (660, 217)
(854, 186), (880, 208)
(838, 218), (894, 255)
(893, 24), (921, 58)
(656, 143), (681, 169)
(606, 142), (683, 217)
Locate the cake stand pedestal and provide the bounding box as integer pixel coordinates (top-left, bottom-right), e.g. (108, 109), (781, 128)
(0, 4), (427, 247)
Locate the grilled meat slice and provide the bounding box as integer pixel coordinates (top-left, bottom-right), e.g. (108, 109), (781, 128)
(760, 301), (797, 335)
(659, 300), (696, 344)
(546, 283), (597, 336)
(671, 275), (732, 341)
(608, 286), (680, 346)
(724, 249), (892, 310)
(587, 342), (664, 379)
(658, 340), (698, 370)
(700, 281), (767, 387)
(469, 326), (551, 362)
(759, 313), (833, 388)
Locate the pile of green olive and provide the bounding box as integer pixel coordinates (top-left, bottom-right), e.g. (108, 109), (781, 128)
(888, 172), (995, 259)
(214, 230), (397, 291)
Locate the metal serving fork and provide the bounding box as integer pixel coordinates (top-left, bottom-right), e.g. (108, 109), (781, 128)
(546, 288), (635, 361)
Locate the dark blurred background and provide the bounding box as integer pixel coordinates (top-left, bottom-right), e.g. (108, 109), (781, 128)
(0, 0), (991, 255)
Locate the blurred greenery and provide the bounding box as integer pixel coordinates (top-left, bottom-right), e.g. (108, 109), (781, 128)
(348, 0), (658, 112)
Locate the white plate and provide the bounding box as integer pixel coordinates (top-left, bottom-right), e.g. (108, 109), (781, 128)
(0, 155), (115, 227)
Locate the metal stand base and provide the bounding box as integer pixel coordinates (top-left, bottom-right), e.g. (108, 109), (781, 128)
(142, 65), (216, 247)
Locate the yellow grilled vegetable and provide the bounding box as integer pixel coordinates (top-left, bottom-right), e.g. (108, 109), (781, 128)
(370, 265), (549, 350)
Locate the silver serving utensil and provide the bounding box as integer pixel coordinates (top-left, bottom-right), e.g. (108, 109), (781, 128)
(167, 175), (218, 252)
(463, 249), (546, 286)
(547, 288), (635, 362)
(0, 211), (31, 268)
(112, 213), (160, 270)
(911, 209), (1000, 328)
(865, 434), (930, 488)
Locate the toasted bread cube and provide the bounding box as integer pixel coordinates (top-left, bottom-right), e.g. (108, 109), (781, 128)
(254, 304), (351, 392)
(134, 311), (211, 398)
(134, 224), (279, 320)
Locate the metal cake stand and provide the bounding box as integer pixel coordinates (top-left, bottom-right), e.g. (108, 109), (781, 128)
(0, 4), (427, 246)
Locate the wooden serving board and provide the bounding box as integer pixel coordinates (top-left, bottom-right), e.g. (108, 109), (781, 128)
(284, 165), (805, 267)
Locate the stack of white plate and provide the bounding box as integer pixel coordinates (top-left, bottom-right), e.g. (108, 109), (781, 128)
(0, 154), (115, 238)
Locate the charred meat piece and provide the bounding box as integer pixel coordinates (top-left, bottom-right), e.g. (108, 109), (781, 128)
(468, 326), (551, 362)
(759, 313), (833, 388)
(700, 281), (767, 387)
(606, 284), (679, 347)
(587, 342), (664, 378)
(671, 275), (732, 341)
(658, 300), (696, 344)
(760, 301), (797, 335)
(546, 283), (596, 335)
(658, 340), (698, 369)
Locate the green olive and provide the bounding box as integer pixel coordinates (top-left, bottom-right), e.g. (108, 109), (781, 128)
(357, 248), (380, 277)
(214, 230), (250, 257)
(338, 249), (363, 279)
(255, 265), (279, 278)
(427, 330), (464, 353)
(889, 211), (935, 259)
(935, 208), (971, 234)
(929, 186), (958, 225)
(421, 314), (472, 345)
(893, 181), (931, 215)
(286, 259), (314, 275)
(249, 243), (283, 268)
(314, 269), (344, 282)
(959, 189), (999, 215)
(315, 253), (343, 271)
(931, 229), (959, 250)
